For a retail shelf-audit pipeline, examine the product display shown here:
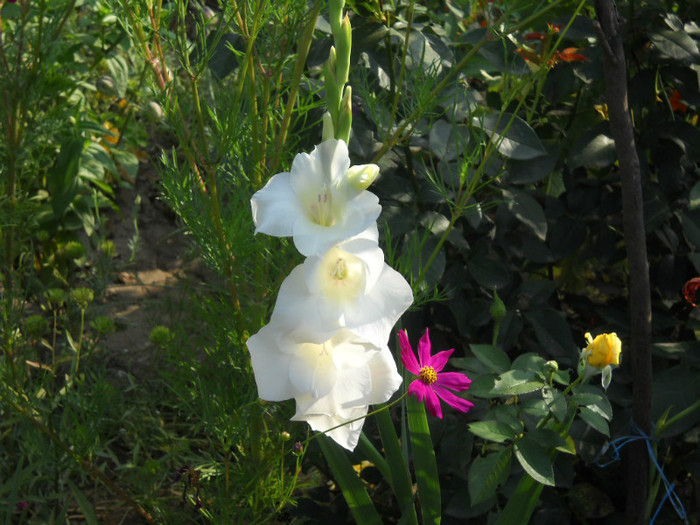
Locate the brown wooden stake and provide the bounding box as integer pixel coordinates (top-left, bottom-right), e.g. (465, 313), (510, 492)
(593, 1), (653, 524)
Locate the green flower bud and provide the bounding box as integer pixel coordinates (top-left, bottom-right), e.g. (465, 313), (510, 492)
(336, 85), (352, 143)
(280, 431), (291, 441)
(544, 360), (559, 373)
(345, 164), (379, 191)
(63, 241), (86, 261)
(334, 14), (352, 88)
(490, 289), (506, 323)
(46, 288), (66, 308)
(143, 100), (164, 122)
(324, 47), (340, 124)
(149, 325), (174, 347)
(329, 0), (345, 34)
(96, 76), (119, 97)
(100, 240), (117, 258)
(322, 112), (335, 141)
(71, 287), (94, 309)
(90, 316), (116, 336)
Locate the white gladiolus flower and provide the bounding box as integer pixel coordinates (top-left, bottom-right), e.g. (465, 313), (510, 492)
(270, 229), (413, 347)
(250, 139), (381, 256)
(246, 326), (402, 450)
(292, 347), (402, 450)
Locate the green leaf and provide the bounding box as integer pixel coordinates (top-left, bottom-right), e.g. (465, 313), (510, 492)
(578, 406), (610, 436)
(573, 384), (613, 420)
(525, 309), (578, 362)
(514, 436), (555, 486)
(407, 396), (441, 525)
(67, 479), (99, 525)
(502, 188), (547, 241)
(496, 473), (544, 525)
(475, 112), (546, 160)
(470, 344), (510, 373)
(319, 437), (383, 525)
(529, 428), (576, 455)
(374, 409), (417, 524)
(542, 387), (568, 423)
(106, 54), (129, 97)
(468, 420), (518, 443)
(48, 138), (85, 220)
(569, 132), (617, 169)
(650, 29), (700, 63)
(492, 369), (543, 396)
(468, 447), (512, 506)
(467, 255), (512, 289)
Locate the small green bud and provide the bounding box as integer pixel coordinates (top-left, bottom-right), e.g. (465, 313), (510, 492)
(100, 240), (117, 258)
(334, 14), (352, 88)
(324, 48), (340, 124)
(490, 289), (506, 323)
(280, 431), (291, 441)
(345, 164), (379, 191)
(24, 315), (48, 338)
(96, 76), (119, 97)
(70, 287), (94, 309)
(46, 288), (66, 308)
(63, 241), (86, 261)
(149, 325), (174, 347)
(336, 85), (352, 143)
(329, 0), (345, 34)
(90, 316), (116, 336)
(143, 101), (164, 122)
(322, 112), (335, 141)
(544, 360), (559, 373)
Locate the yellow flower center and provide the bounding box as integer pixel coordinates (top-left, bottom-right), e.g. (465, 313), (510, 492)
(319, 247), (365, 303)
(585, 332), (622, 368)
(419, 366), (437, 385)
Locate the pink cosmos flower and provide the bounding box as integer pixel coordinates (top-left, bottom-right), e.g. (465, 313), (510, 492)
(398, 328), (474, 418)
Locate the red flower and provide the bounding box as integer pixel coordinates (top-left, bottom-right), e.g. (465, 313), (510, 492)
(683, 277), (700, 306)
(669, 89), (688, 113)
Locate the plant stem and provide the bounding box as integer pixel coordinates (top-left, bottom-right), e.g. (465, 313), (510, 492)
(593, 3), (652, 524)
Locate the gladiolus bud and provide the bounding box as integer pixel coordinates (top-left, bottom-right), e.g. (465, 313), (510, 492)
(336, 86), (352, 143)
(345, 164), (379, 191)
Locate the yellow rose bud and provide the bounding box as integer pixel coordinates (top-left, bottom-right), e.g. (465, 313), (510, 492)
(584, 332), (621, 368)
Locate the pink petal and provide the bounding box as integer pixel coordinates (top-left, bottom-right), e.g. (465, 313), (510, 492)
(435, 371), (471, 391)
(428, 348), (454, 372)
(433, 384), (474, 414)
(399, 330), (420, 374)
(418, 329), (432, 367)
(423, 387), (443, 419)
(408, 379), (428, 402)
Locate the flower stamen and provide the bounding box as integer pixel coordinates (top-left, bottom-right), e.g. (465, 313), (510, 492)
(419, 366), (437, 385)
(309, 186), (335, 227)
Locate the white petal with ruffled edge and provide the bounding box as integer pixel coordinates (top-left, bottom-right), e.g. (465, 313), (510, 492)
(250, 139), (381, 257)
(292, 346), (402, 450)
(270, 233), (413, 347)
